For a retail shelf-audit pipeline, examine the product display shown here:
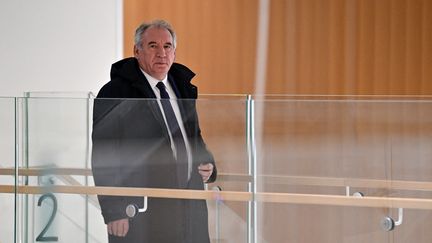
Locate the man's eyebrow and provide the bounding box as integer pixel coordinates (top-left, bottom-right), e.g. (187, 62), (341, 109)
(146, 41), (172, 46)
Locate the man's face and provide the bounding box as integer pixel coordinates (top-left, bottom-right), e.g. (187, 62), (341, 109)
(134, 27), (175, 80)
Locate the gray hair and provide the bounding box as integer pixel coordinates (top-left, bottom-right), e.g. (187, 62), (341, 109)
(134, 19), (177, 49)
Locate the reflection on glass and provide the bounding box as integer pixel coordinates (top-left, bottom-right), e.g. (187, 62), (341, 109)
(0, 95), (431, 243)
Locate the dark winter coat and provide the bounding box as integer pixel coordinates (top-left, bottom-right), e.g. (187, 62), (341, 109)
(91, 57), (216, 243)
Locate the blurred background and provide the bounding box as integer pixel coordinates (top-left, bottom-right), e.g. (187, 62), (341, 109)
(0, 0), (430, 96)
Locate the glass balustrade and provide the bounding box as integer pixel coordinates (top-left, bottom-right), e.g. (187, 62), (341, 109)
(0, 95), (431, 243)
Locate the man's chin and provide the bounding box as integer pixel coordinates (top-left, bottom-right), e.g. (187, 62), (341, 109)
(151, 69), (170, 79)
(155, 66), (170, 72)
(154, 63), (169, 68)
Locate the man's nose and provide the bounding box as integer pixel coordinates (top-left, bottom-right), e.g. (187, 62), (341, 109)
(156, 47), (166, 57)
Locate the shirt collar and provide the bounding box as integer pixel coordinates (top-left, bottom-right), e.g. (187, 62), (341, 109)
(140, 68), (168, 89)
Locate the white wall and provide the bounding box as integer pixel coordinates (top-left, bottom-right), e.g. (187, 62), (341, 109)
(0, 1), (122, 242)
(0, 0), (122, 97)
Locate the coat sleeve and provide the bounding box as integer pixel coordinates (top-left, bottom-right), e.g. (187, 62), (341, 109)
(194, 125), (217, 183)
(181, 98), (217, 183)
(91, 89), (129, 223)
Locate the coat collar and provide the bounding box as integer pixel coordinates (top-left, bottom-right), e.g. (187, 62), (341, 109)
(112, 58), (196, 99)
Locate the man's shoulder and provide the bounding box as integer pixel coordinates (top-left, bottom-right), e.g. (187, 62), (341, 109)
(96, 78), (132, 98)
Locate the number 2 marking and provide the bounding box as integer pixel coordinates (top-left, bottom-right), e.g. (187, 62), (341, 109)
(36, 193), (58, 242)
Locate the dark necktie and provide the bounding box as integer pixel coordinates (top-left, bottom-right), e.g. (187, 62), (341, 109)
(156, 82), (188, 188)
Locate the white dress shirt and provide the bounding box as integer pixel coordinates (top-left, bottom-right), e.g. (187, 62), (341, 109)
(141, 69), (192, 180)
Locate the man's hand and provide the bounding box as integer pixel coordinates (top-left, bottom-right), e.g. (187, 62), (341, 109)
(107, 218), (129, 237)
(198, 163), (214, 183)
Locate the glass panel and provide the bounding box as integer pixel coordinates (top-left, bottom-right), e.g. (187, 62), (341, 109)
(8, 94), (431, 243)
(17, 96), (249, 243)
(19, 96), (97, 243)
(254, 96), (396, 243)
(339, 99), (392, 242)
(0, 97), (16, 243)
(197, 95), (250, 242)
(388, 100), (432, 243)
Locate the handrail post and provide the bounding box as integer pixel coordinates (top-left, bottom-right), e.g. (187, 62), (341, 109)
(246, 94), (257, 243)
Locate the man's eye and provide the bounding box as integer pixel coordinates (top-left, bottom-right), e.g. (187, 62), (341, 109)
(164, 45), (172, 50)
(149, 44), (157, 48)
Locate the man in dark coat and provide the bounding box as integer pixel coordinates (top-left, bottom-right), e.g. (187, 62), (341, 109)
(91, 20), (216, 243)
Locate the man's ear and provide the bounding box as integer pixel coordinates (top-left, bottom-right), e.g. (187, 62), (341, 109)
(133, 45), (139, 58)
